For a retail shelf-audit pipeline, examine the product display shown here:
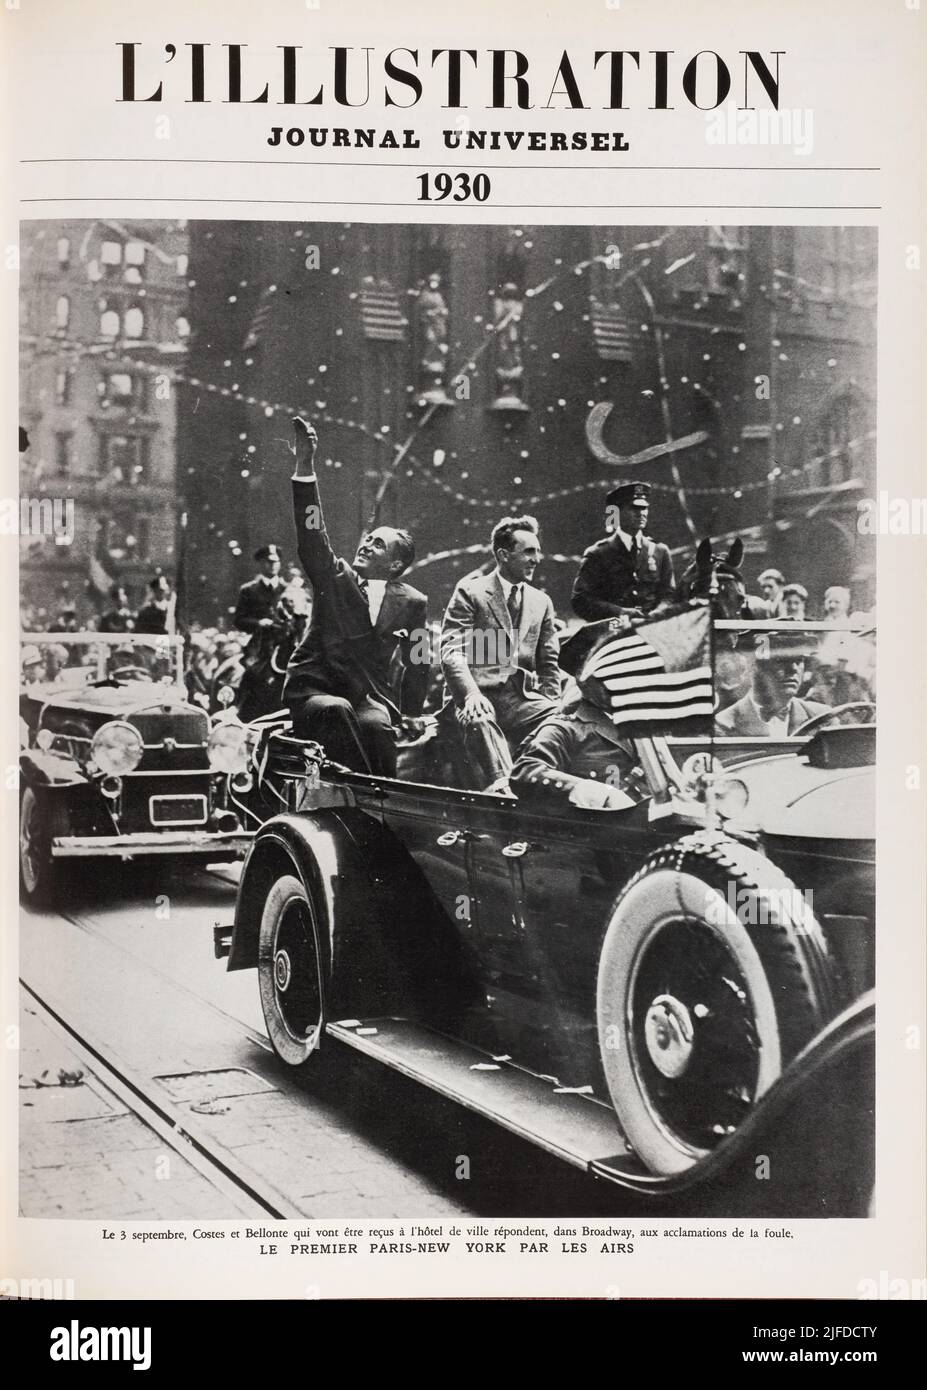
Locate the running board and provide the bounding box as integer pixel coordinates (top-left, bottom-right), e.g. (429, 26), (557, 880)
(326, 996), (875, 1198)
(326, 1017), (638, 1174)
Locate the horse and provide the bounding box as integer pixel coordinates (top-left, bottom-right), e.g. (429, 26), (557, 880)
(677, 537), (767, 709)
(676, 537), (766, 618)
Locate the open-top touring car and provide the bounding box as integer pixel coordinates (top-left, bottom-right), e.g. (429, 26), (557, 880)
(216, 617), (875, 1213)
(19, 633), (253, 905)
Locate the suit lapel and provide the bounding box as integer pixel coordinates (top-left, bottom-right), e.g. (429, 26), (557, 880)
(517, 584), (538, 645)
(374, 583), (401, 637)
(486, 572), (513, 637)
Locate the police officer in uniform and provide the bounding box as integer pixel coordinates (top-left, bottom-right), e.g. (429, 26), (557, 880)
(571, 481), (675, 623)
(233, 544), (287, 721)
(233, 544), (286, 634)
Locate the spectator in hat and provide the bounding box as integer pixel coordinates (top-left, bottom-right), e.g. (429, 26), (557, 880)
(715, 632), (828, 737)
(233, 544), (288, 721)
(21, 645), (46, 686)
(781, 582), (809, 622)
(99, 584), (136, 633)
(572, 481), (675, 623)
(49, 606), (84, 666)
(135, 575), (172, 634)
(757, 568), (787, 618)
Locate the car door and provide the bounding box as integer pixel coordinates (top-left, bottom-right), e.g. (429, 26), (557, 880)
(462, 795), (655, 1085)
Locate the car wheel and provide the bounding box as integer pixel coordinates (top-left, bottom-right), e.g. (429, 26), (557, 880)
(19, 785), (61, 908)
(257, 873), (325, 1068)
(597, 832), (837, 1176)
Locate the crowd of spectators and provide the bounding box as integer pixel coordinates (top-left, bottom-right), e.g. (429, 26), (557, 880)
(20, 560), (876, 718)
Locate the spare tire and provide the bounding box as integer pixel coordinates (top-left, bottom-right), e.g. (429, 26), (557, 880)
(597, 831), (837, 1176)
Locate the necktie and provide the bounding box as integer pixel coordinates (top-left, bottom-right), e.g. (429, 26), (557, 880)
(507, 583), (522, 632)
(357, 575), (374, 624)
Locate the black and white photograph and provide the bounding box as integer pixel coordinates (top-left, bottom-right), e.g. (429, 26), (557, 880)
(17, 218), (878, 1224)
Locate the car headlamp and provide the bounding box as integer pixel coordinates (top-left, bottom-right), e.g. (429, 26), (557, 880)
(208, 720), (249, 773)
(91, 721), (144, 776)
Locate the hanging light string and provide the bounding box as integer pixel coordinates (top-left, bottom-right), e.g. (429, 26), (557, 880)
(408, 496), (851, 576)
(21, 226), (874, 524)
(20, 329), (874, 523)
(21, 333), (874, 513)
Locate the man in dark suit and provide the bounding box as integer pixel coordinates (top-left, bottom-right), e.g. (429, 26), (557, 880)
(715, 633), (828, 737)
(440, 515), (560, 793)
(233, 544), (287, 720)
(134, 575), (172, 634)
(283, 417), (428, 776)
(572, 481), (675, 622)
(99, 585), (136, 633)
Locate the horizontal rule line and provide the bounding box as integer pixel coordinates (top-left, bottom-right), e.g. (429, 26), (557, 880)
(20, 158), (881, 172)
(20, 198), (883, 209)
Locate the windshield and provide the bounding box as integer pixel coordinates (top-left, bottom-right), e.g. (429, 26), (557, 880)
(20, 633), (185, 691)
(664, 616), (876, 758)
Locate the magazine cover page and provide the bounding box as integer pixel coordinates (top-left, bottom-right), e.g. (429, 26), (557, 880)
(1, 0), (925, 1327)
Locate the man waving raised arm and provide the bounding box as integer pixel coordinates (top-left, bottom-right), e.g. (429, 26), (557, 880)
(282, 417), (428, 776)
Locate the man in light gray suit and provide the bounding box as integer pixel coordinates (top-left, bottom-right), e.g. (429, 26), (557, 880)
(440, 515), (560, 792)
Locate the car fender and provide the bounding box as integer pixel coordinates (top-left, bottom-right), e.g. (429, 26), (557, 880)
(19, 750), (87, 788)
(591, 991), (874, 1212)
(229, 809), (472, 1022)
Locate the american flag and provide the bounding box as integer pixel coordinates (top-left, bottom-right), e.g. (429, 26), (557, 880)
(578, 605), (713, 730)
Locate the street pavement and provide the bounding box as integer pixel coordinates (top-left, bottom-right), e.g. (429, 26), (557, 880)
(18, 862), (652, 1220)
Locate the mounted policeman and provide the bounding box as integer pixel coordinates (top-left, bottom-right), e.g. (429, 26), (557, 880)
(571, 481), (675, 623)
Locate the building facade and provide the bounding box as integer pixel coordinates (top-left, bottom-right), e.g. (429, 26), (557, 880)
(19, 219), (190, 626)
(174, 222), (876, 626)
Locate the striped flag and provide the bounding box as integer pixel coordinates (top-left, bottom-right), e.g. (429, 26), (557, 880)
(578, 605), (713, 732)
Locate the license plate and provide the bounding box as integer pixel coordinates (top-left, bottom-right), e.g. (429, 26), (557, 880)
(149, 794), (208, 826)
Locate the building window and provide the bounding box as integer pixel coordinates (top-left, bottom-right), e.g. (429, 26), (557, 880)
(100, 309), (120, 338)
(108, 373), (134, 400)
(124, 240), (146, 283)
(821, 228), (877, 303)
(57, 237), (71, 267)
(55, 369), (73, 405)
(107, 515), (152, 563)
(176, 253), (189, 277)
(54, 433), (73, 475)
(175, 316), (190, 339)
(55, 295), (70, 331)
(101, 433), (150, 485)
(123, 306), (145, 339)
(705, 227), (748, 297)
(99, 372), (148, 410)
(100, 240), (123, 272)
(812, 390), (872, 489)
(665, 228), (748, 303)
